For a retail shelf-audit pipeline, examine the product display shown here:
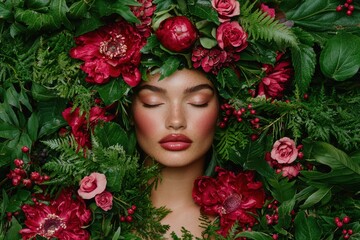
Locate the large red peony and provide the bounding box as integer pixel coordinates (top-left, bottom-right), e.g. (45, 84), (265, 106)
(19, 190), (91, 240)
(70, 20), (146, 86)
(192, 167), (265, 236)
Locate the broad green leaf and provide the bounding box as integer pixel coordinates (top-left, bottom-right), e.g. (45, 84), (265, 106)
(235, 231), (273, 240)
(31, 83), (58, 101)
(159, 56), (181, 80)
(294, 211), (322, 240)
(5, 86), (20, 109)
(0, 2), (12, 20)
(14, 8), (54, 31)
(267, 177), (296, 203)
(27, 112), (39, 141)
(0, 122), (19, 139)
(68, 1), (89, 18)
(94, 122), (130, 150)
(277, 198), (296, 228)
(112, 227), (121, 240)
(0, 103), (19, 126)
(19, 88), (32, 112)
(320, 32), (360, 81)
(37, 100), (67, 137)
(285, 0), (339, 31)
(300, 186), (332, 209)
(4, 217), (22, 240)
(199, 37), (217, 49)
(291, 43), (316, 94)
(49, 0), (72, 29)
(95, 79), (129, 105)
(0, 143), (13, 168)
(188, 0), (219, 25)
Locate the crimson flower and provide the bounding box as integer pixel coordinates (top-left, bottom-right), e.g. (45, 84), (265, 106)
(20, 190), (91, 240)
(70, 20), (146, 86)
(62, 106), (114, 149)
(192, 46), (240, 74)
(193, 167), (265, 236)
(131, 0), (156, 37)
(257, 53), (293, 99)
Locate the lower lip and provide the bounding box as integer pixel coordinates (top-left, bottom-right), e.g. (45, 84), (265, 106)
(160, 142), (191, 151)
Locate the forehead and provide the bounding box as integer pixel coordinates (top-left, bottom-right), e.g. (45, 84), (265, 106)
(143, 69), (213, 90)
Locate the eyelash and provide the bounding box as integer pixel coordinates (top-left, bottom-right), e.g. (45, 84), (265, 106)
(190, 103), (209, 108)
(142, 103), (209, 108)
(142, 103), (163, 108)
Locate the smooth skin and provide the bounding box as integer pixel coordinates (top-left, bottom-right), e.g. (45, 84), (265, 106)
(132, 68), (219, 238)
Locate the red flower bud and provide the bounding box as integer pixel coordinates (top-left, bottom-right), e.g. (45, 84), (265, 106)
(21, 146), (29, 153)
(156, 16), (198, 52)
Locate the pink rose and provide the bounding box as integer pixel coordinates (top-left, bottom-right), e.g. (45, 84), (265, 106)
(212, 0), (240, 22)
(271, 137), (298, 164)
(281, 163), (302, 179)
(216, 21), (248, 52)
(78, 172), (107, 199)
(95, 191), (113, 211)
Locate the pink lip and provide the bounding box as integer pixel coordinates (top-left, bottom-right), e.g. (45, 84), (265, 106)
(159, 134), (193, 151)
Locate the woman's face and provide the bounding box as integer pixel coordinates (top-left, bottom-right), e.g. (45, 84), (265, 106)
(132, 69), (219, 167)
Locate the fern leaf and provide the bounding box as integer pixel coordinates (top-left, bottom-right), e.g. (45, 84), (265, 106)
(240, 1), (298, 47)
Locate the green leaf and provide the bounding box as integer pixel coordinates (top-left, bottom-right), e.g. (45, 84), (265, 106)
(199, 37), (217, 49)
(285, 0), (339, 31)
(291, 43), (316, 94)
(235, 231), (273, 240)
(112, 227), (121, 240)
(27, 112), (39, 141)
(0, 122), (19, 139)
(294, 211), (322, 240)
(5, 86), (20, 109)
(0, 143), (13, 167)
(4, 217), (22, 240)
(0, 2), (13, 20)
(37, 100), (67, 138)
(277, 198), (296, 228)
(300, 186), (332, 209)
(188, 0), (219, 24)
(159, 56), (181, 80)
(94, 122), (131, 151)
(95, 79), (129, 105)
(267, 177), (296, 203)
(31, 83), (58, 101)
(68, 1), (89, 18)
(320, 32), (360, 81)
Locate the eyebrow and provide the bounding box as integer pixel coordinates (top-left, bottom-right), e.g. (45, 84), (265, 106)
(135, 83), (214, 94)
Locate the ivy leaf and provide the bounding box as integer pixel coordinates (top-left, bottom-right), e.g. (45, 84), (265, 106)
(291, 43), (316, 94)
(294, 211), (322, 240)
(320, 32), (360, 81)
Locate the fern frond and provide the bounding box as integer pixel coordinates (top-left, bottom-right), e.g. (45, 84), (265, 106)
(215, 126), (249, 161)
(240, 0), (298, 47)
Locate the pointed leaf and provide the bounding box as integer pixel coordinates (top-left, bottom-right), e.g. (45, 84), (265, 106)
(27, 112), (39, 141)
(95, 79), (129, 105)
(94, 122), (132, 152)
(320, 32), (360, 81)
(294, 211), (321, 240)
(300, 186), (332, 209)
(235, 231), (273, 240)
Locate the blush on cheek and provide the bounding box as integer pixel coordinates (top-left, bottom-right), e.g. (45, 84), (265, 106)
(195, 109), (219, 135)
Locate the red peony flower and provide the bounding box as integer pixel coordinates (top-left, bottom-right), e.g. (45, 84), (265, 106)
(211, 0), (240, 22)
(156, 16), (198, 52)
(193, 167), (265, 236)
(257, 53), (293, 99)
(62, 106), (114, 149)
(216, 21), (248, 52)
(19, 190), (91, 240)
(192, 46), (240, 74)
(131, 0), (156, 37)
(70, 20), (146, 86)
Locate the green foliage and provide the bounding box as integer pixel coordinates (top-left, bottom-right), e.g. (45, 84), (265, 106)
(240, 1), (298, 47)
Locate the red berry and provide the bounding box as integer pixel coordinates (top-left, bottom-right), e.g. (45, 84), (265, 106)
(120, 216), (126, 222)
(298, 152), (304, 159)
(247, 104), (253, 109)
(336, 221), (344, 228)
(343, 229), (348, 235)
(348, 229), (353, 235)
(127, 208), (134, 215)
(250, 134), (258, 141)
(218, 122), (226, 129)
(131, 205), (137, 210)
(343, 234), (350, 240)
(237, 117), (243, 122)
(12, 178), (21, 186)
(30, 172), (41, 181)
(335, 217), (341, 223)
(21, 146), (29, 153)
(348, 5), (354, 11)
(346, 0), (353, 3)
(303, 93), (309, 100)
(126, 215), (133, 222)
(250, 109), (256, 115)
(254, 117), (260, 123)
(272, 234), (278, 240)
(43, 175), (50, 181)
(343, 216), (351, 224)
(336, 5), (343, 11)
(14, 159), (24, 168)
(346, 10), (352, 15)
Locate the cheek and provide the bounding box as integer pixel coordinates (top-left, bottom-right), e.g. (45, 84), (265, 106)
(132, 106), (161, 140)
(192, 107), (219, 137)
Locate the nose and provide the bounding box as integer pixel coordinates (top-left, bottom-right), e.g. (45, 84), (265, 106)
(166, 103), (186, 130)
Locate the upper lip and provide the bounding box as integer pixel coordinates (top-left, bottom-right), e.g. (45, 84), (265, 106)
(159, 134), (192, 143)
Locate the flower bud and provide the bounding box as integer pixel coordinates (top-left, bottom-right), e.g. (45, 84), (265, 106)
(156, 16), (198, 52)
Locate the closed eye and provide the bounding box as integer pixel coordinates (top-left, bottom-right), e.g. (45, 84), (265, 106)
(189, 103), (209, 108)
(142, 103), (163, 108)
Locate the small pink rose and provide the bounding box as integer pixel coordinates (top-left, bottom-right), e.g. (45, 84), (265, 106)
(78, 172), (107, 199)
(212, 0), (240, 22)
(216, 21), (248, 52)
(260, 3), (275, 18)
(281, 163), (302, 179)
(95, 191), (113, 211)
(271, 137), (298, 164)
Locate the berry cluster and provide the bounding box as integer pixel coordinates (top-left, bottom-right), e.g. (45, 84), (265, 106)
(6, 146), (50, 187)
(265, 200), (279, 225)
(336, 0), (355, 16)
(218, 102), (260, 139)
(334, 216), (354, 239)
(119, 205), (137, 223)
